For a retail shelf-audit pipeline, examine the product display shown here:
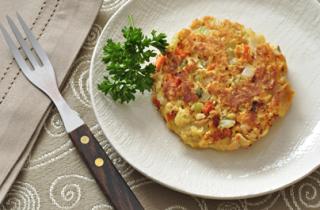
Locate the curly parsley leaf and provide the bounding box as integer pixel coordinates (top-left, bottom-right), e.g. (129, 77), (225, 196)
(98, 16), (168, 103)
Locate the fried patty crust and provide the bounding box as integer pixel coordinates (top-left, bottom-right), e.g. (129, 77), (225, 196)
(152, 16), (294, 151)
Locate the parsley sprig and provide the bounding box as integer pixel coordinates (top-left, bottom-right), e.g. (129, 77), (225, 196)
(98, 16), (168, 103)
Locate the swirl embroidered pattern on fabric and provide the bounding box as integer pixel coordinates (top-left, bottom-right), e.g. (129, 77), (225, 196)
(0, 182), (40, 210)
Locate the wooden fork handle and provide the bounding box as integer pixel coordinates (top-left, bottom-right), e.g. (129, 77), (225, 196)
(69, 124), (144, 210)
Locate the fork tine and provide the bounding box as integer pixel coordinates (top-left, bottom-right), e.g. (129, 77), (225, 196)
(0, 24), (33, 77)
(16, 12), (50, 66)
(6, 16), (40, 69)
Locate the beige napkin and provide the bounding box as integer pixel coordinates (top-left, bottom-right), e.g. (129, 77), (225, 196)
(0, 0), (102, 203)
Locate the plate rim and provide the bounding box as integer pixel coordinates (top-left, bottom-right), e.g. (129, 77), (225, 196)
(89, 0), (320, 199)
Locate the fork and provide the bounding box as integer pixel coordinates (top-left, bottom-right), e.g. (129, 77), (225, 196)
(0, 13), (144, 210)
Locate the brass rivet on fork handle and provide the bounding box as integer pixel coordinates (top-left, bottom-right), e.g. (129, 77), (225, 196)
(95, 158), (104, 167)
(80, 135), (90, 144)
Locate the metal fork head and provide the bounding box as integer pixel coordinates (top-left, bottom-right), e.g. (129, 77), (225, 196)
(0, 13), (84, 132)
(0, 13), (57, 97)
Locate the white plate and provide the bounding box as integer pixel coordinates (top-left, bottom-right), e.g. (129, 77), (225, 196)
(89, 0), (320, 199)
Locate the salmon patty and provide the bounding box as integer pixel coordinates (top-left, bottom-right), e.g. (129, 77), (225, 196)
(152, 16), (294, 151)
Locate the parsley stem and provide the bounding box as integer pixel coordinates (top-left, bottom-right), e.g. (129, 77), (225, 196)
(128, 15), (135, 27)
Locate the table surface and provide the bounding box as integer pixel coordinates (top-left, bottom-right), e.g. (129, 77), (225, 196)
(1, 0), (320, 209)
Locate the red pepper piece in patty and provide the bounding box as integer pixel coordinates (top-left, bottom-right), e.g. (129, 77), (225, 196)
(212, 114), (220, 127)
(202, 101), (213, 114)
(152, 97), (161, 109)
(166, 111), (177, 121)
